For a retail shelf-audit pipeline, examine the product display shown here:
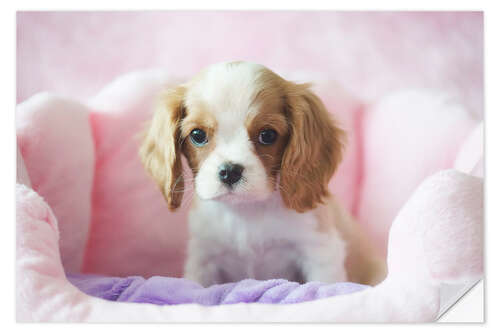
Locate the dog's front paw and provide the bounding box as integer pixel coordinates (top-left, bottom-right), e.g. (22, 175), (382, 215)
(299, 238), (348, 284)
(184, 260), (223, 287)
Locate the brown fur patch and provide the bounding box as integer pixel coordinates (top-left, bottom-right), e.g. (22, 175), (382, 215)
(245, 70), (290, 188)
(139, 86), (186, 211)
(246, 111), (289, 180)
(314, 195), (388, 286)
(279, 81), (345, 213)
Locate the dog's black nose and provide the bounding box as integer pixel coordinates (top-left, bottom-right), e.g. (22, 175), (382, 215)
(218, 163), (244, 186)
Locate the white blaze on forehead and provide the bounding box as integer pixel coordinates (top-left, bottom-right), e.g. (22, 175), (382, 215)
(186, 62), (264, 129)
(195, 63), (263, 160)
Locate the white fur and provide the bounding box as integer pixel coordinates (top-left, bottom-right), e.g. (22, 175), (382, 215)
(183, 62), (347, 286)
(184, 193), (347, 286)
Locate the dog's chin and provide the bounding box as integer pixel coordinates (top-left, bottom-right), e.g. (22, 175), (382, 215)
(197, 185), (273, 205)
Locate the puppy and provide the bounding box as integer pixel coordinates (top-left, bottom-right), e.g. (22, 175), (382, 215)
(140, 61), (386, 287)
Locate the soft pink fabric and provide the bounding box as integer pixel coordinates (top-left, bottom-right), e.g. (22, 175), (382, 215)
(387, 170), (483, 284)
(15, 71), (483, 322)
(16, 169), (483, 322)
(313, 82), (364, 213)
(15, 12), (483, 320)
(17, 146), (30, 187)
(358, 91), (477, 256)
(16, 12), (483, 118)
(454, 123), (484, 175)
(16, 93), (95, 273)
(83, 72), (190, 277)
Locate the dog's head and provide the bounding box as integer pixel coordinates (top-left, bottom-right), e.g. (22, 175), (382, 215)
(140, 62), (344, 213)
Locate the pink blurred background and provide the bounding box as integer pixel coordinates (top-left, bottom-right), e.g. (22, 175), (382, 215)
(17, 11), (483, 117)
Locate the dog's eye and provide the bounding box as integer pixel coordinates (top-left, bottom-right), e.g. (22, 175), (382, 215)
(190, 129), (208, 146)
(258, 129), (278, 145)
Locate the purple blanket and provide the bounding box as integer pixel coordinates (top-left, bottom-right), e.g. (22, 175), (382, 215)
(68, 274), (369, 305)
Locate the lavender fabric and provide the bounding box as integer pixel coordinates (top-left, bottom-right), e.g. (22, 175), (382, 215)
(67, 274), (369, 305)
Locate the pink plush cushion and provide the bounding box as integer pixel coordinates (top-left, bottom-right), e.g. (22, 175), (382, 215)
(387, 170), (483, 284)
(357, 91), (477, 256)
(16, 93), (94, 273)
(82, 72), (190, 277)
(15, 71), (483, 322)
(314, 82), (364, 214)
(16, 12), (483, 122)
(453, 122), (483, 176)
(15, 169), (483, 322)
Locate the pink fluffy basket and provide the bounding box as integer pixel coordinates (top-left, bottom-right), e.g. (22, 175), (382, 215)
(16, 70), (483, 322)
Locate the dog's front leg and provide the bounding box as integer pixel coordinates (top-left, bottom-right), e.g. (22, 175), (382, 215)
(298, 236), (347, 284)
(183, 240), (223, 287)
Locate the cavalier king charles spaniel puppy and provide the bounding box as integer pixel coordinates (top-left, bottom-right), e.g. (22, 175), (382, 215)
(140, 61), (386, 287)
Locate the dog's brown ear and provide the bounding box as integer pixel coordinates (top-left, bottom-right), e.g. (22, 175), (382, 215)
(140, 86), (186, 211)
(280, 82), (345, 213)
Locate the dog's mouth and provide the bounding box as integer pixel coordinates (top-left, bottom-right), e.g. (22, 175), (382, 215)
(214, 192), (241, 203)
(211, 188), (244, 203)
(195, 174), (273, 203)
(202, 184), (273, 205)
